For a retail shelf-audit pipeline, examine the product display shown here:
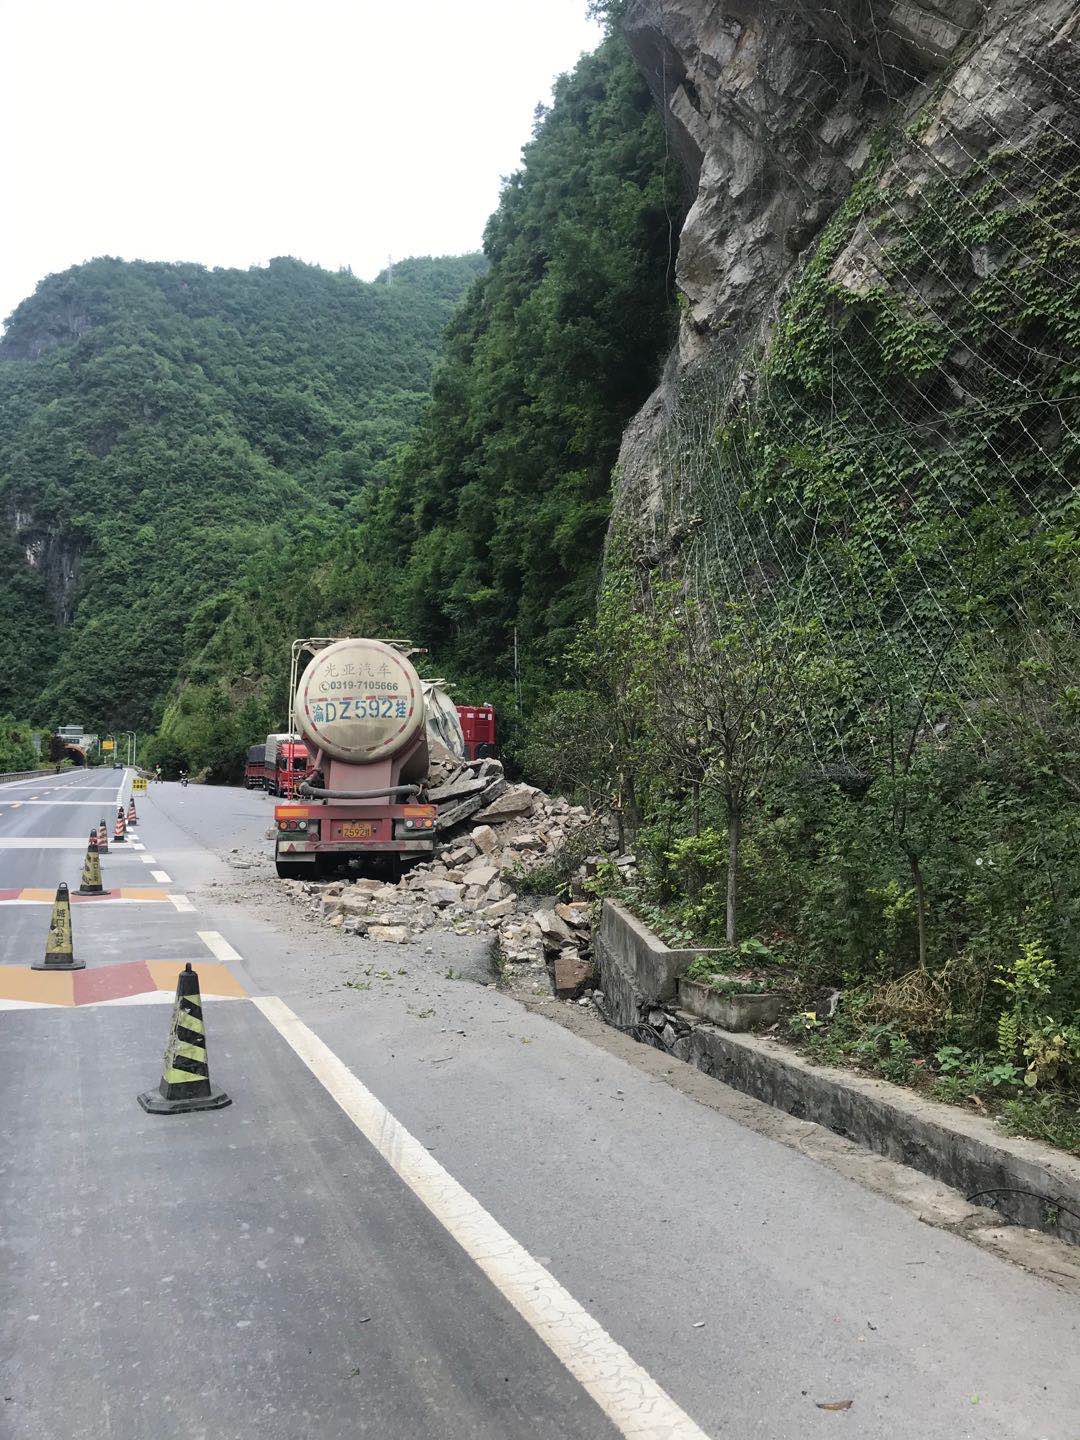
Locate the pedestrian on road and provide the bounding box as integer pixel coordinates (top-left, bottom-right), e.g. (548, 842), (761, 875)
(155, 765), (162, 784)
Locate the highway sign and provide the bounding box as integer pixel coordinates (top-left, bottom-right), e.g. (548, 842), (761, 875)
(133, 777), (147, 792)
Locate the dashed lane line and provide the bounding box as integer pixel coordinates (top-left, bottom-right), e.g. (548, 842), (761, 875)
(197, 931), (242, 963)
(168, 894), (196, 913)
(140, 855), (156, 864)
(253, 996), (712, 1440)
(151, 870), (172, 883)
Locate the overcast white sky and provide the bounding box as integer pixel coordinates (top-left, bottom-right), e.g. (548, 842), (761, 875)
(0, 0), (603, 325)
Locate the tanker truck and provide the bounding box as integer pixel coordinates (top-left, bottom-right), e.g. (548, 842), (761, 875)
(272, 637), (448, 879)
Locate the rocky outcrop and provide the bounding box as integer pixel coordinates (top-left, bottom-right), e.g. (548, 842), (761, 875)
(615, 0), (1080, 522)
(4, 502), (81, 623)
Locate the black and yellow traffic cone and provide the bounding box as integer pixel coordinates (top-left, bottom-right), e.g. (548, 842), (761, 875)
(113, 806), (126, 844)
(78, 830), (104, 895)
(31, 882), (85, 971)
(127, 797), (138, 827)
(138, 964), (231, 1114)
(98, 818), (109, 855)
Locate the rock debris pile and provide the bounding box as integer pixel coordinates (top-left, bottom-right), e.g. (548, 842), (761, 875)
(281, 753), (623, 998)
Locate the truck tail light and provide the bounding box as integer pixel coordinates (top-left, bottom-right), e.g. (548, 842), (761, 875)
(403, 804), (436, 831)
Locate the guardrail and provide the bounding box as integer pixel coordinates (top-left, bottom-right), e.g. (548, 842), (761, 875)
(0, 767), (64, 786)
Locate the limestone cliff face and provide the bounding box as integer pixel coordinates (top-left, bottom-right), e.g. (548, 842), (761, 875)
(614, 0), (1080, 528)
(3, 501), (81, 623)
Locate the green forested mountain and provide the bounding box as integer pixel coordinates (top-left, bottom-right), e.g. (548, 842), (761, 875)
(0, 252), (485, 728)
(158, 27), (687, 772)
(1, 19), (682, 775)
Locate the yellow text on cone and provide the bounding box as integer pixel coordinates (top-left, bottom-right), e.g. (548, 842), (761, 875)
(31, 882), (85, 971)
(78, 832), (104, 895)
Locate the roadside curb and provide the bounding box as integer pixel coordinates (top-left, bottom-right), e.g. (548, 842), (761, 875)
(595, 899), (1080, 1247)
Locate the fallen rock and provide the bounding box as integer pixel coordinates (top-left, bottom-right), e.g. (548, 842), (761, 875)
(481, 897), (515, 919)
(463, 862), (499, 888)
(554, 948), (596, 999)
(535, 909), (575, 946)
(475, 784), (539, 823)
(339, 895), (373, 916)
(427, 883), (464, 907)
(556, 902), (591, 929)
(368, 925), (411, 944)
(470, 825), (497, 855)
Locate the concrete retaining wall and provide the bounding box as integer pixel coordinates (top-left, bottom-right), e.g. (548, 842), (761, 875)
(596, 898), (1080, 1244)
(0, 768), (57, 786)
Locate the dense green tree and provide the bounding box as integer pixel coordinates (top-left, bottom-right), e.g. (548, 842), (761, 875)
(0, 252), (485, 727)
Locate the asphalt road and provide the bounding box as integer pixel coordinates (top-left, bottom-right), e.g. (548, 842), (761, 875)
(2, 770), (1078, 1439)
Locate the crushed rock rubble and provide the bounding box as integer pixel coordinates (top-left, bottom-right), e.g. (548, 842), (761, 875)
(278, 753), (634, 999)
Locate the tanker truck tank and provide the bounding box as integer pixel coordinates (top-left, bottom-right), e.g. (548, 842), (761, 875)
(293, 637), (427, 783)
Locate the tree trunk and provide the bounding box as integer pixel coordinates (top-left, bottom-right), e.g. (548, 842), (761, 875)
(726, 803), (741, 946)
(909, 851), (928, 971)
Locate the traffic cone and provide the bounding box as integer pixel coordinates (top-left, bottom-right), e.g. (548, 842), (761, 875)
(127, 797), (138, 827)
(31, 882), (85, 971)
(138, 964), (231, 1114)
(78, 831), (104, 895)
(97, 818), (109, 854)
(113, 806), (126, 844)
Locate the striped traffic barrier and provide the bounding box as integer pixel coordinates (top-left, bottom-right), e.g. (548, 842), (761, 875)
(127, 797), (138, 827)
(98, 818), (109, 854)
(31, 883), (85, 971)
(138, 964), (231, 1114)
(112, 807), (126, 844)
(78, 831), (104, 895)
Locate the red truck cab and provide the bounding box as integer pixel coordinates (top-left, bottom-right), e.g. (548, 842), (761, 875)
(270, 740), (310, 798)
(456, 704), (496, 761)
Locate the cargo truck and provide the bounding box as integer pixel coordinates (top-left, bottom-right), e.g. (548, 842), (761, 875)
(273, 637), (448, 879)
(244, 744), (265, 789)
(264, 736), (310, 797)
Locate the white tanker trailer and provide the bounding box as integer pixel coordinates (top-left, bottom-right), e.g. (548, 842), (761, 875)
(272, 637), (444, 879)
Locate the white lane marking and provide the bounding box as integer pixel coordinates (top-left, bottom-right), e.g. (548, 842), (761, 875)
(0, 897), (167, 906)
(197, 931), (241, 963)
(130, 843), (145, 851)
(151, 870), (172, 883)
(168, 893), (196, 913)
(0, 991), (240, 1012)
(18, 801), (115, 806)
(252, 997), (712, 1440)
(140, 855), (156, 864)
(0, 838), (97, 849)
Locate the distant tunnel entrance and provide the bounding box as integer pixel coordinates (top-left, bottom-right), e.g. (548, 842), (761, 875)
(62, 744), (86, 767)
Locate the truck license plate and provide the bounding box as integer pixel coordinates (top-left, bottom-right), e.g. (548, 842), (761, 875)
(340, 822), (375, 840)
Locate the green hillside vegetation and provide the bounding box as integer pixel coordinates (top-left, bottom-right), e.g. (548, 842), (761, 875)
(157, 27), (687, 774)
(0, 251), (485, 730)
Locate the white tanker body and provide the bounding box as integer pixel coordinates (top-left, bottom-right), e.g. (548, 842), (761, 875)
(273, 638), (438, 879)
